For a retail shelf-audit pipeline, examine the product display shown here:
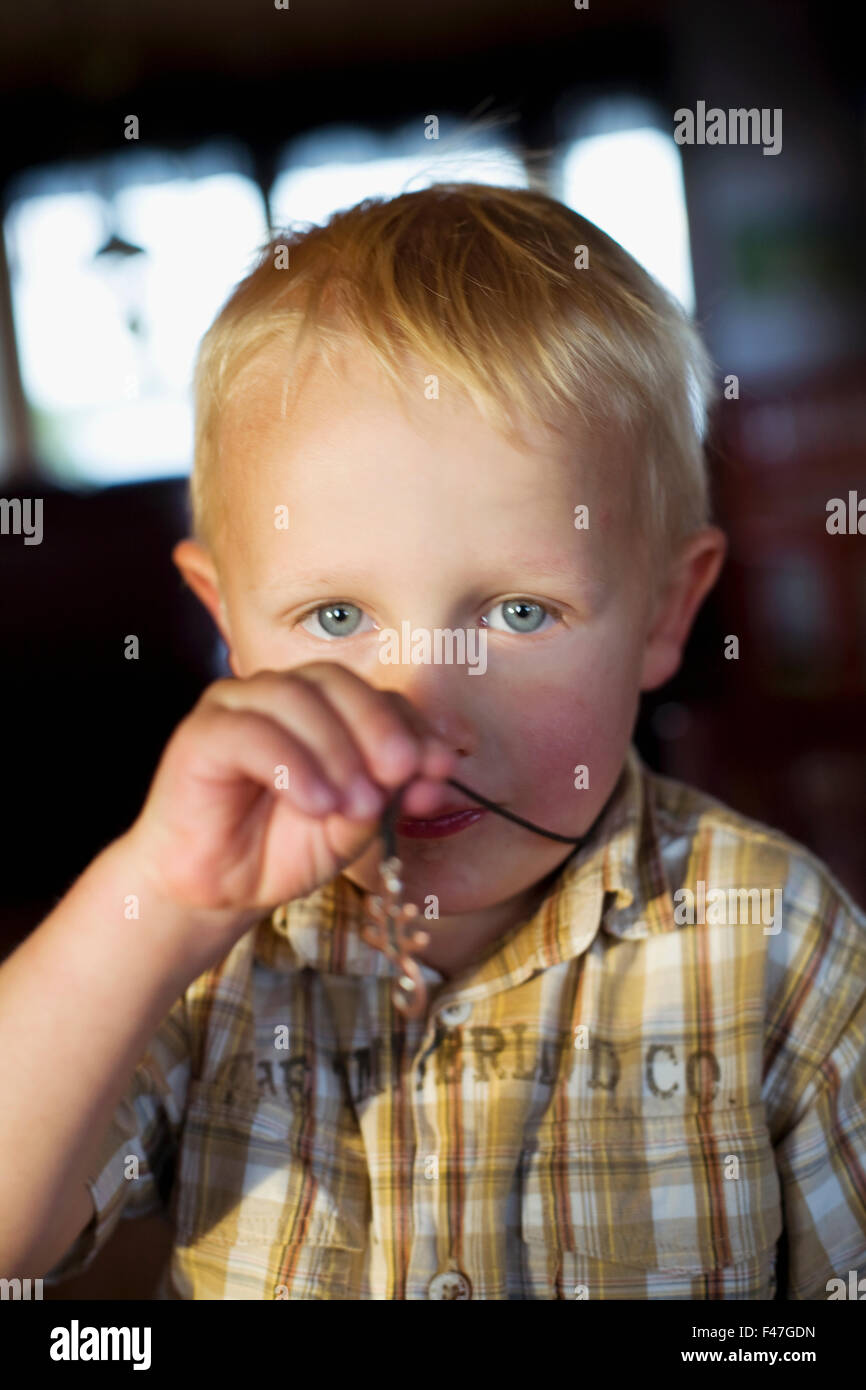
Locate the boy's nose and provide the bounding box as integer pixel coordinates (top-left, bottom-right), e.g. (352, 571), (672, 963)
(374, 668), (477, 762)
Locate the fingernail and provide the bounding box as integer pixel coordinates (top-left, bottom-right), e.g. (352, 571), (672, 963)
(346, 775), (383, 818)
(311, 782), (339, 813)
(382, 733), (416, 771)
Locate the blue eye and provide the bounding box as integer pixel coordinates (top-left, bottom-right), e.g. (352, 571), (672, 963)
(298, 598), (558, 639)
(300, 603), (371, 639)
(482, 599), (554, 634)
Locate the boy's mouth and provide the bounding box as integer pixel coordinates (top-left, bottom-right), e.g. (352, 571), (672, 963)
(394, 807), (488, 839)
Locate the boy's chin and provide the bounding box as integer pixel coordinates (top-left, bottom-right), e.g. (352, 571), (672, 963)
(340, 847), (451, 901)
(342, 831), (452, 883)
(339, 859), (541, 924)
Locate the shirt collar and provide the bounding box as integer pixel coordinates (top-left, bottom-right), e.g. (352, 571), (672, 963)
(254, 743), (661, 993)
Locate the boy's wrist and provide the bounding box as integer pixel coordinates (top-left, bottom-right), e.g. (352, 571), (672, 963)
(97, 829), (265, 983)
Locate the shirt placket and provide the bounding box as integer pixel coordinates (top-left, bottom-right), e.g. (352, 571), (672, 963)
(403, 992), (477, 1299)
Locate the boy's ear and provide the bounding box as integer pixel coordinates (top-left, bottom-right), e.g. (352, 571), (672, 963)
(639, 527), (727, 691)
(173, 539), (238, 670)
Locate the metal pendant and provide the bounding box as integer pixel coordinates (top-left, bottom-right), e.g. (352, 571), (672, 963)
(359, 790), (430, 1017)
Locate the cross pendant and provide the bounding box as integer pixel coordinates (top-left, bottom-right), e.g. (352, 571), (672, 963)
(360, 851), (430, 1019)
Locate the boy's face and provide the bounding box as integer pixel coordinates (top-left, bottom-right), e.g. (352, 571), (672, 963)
(176, 344), (724, 931)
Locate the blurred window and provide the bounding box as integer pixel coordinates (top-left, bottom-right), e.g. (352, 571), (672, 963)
(3, 146), (267, 484)
(2, 109), (696, 485)
(556, 98), (696, 311)
(270, 119), (528, 229)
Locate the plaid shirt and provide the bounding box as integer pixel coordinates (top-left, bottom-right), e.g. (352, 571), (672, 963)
(44, 745), (866, 1299)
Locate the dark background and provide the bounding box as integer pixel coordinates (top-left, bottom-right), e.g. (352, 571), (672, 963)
(0, 0), (864, 1297)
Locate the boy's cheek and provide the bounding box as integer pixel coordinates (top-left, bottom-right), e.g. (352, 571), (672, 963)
(512, 692), (628, 813)
(220, 614), (293, 678)
(639, 634), (687, 691)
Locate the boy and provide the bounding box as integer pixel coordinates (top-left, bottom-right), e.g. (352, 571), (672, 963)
(2, 183), (864, 1300)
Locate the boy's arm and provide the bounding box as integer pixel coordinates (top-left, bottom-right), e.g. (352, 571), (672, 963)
(773, 990), (866, 1299)
(0, 832), (255, 1278)
(1, 666), (450, 1278)
(767, 891), (866, 1300)
(41, 992), (189, 1285)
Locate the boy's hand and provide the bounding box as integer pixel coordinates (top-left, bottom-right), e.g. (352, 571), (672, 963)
(125, 663), (457, 916)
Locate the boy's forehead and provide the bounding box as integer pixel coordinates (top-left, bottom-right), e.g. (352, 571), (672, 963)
(219, 341), (561, 458)
(215, 345), (638, 580)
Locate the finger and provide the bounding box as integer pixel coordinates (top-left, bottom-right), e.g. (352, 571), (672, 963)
(191, 705), (345, 819)
(296, 663), (458, 786)
(379, 688), (458, 781)
(203, 672), (383, 818)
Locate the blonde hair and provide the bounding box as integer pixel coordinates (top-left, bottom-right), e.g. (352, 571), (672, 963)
(191, 181), (717, 564)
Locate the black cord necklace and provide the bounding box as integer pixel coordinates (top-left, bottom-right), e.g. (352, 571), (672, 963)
(362, 774), (614, 1019)
(379, 775), (599, 861)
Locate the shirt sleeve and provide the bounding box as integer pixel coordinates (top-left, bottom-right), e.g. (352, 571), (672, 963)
(767, 881), (866, 1300)
(42, 993), (190, 1285)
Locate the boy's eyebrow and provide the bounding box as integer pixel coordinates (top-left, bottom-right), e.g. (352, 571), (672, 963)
(494, 551), (592, 581)
(260, 556), (598, 593)
(256, 567), (374, 594)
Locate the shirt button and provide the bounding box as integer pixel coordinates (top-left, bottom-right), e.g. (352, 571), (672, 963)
(427, 1270), (472, 1299)
(438, 1000), (473, 1027)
